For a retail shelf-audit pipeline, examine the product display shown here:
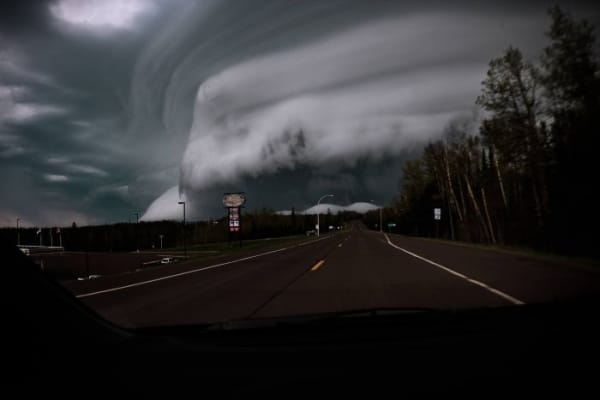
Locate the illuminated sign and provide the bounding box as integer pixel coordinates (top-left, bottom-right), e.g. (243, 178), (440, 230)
(223, 193), (246, 208)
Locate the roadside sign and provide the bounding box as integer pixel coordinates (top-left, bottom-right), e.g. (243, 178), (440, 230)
(228, 206), (240, 232)
(434, 208), (441, 220)
(223, 192), (246, 208)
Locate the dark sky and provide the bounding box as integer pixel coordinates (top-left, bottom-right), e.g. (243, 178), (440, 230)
(1, 0), (598, 226)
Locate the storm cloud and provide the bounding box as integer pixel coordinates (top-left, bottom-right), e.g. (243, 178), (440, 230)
(1, 0), (598, 226)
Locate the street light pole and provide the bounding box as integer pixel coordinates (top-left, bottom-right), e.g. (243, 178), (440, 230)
(16, 218), (20, 246)
(371, 200), (383, 232)
(178, 201), (186, 258)
(316, 194), (334, 237)
(134, 212), (139, 252)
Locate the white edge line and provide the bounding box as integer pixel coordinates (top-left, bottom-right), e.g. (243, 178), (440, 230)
(76, 235), (332, 298)
(383, 234), (525, 306)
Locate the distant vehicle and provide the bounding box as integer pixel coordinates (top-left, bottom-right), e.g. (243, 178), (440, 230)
(19, 248), (30, 255)
(306, 230), (316, 236)
(161, 257), (175, 264)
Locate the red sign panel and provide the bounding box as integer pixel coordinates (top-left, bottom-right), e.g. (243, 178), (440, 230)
(228, 207), (240, 232)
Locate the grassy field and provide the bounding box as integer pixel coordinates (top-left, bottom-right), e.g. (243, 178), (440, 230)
(141, 233), (326, 261)
(31, 233), (332, 282)
(403, 234), (600, 268)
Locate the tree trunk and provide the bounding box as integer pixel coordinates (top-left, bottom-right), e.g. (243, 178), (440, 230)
(481, 187), (496, 244)
(457, 171), (467, 219)
(464, 174), (490, 243)
(447, 192), (455, 240)
(493, 147), (509, 212)
(444, 146), (464, 222)
(531, 174), (544, 228)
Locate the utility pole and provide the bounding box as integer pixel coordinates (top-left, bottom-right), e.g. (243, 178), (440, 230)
(134, 212), (139, 252)
(371, 200), (383, 233)
(16, 218), (20, 246)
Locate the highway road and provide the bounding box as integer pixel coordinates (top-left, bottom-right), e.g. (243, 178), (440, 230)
(63, 223), (600, 328)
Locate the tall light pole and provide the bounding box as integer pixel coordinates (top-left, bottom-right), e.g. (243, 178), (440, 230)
(316, 194), (334, 237)
(178, 201), (186, 258)
(16, 218), (20, 246)
(371, 200), (382, 232)
(133, 212), (139, 252)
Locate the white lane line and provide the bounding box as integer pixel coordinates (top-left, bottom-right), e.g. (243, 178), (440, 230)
(384, 234), (525, 305)
(76, 235), (333, 299)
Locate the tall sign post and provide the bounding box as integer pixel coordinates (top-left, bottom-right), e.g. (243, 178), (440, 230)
(434, 207), (441, 238)
(223, 192), (246, 247)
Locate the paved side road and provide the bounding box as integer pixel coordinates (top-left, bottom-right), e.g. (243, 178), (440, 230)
(66, 225), (600, 327)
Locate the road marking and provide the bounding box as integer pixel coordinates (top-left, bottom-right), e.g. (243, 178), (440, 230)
(384, 234), (525, 305)
(311, 260), (326, 271)
(76, 235), (333, 299)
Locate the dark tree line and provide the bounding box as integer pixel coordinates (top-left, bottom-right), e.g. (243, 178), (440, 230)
(382, 7), (599, 257)
(1, 208), (356, 252)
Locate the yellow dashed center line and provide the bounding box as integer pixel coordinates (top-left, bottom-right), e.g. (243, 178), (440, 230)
(311, 259), (326, 271)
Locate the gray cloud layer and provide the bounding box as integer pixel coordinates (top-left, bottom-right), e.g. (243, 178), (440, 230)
(1, 0), (598, 226)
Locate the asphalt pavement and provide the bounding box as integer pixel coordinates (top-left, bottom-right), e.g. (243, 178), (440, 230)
(63, 223), (600, 327)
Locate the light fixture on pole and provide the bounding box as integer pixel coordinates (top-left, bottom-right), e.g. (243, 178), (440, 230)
(371, 200), (383, 233)
(316, 194), (334, 237)
(178, 201), (186, 258)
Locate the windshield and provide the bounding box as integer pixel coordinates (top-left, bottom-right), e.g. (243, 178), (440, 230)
(2, 0), (600, 328)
